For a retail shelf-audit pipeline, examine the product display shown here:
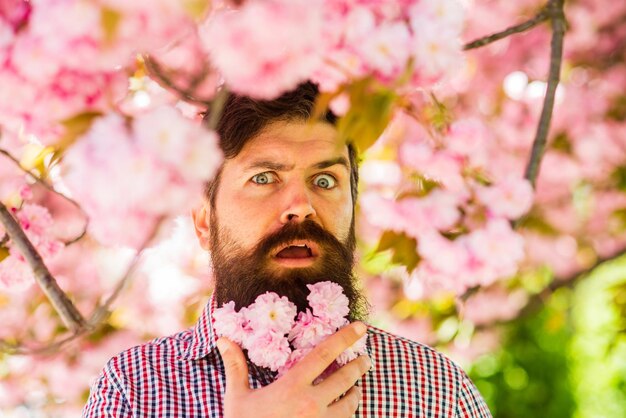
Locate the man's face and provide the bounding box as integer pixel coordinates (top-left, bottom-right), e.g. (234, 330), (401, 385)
(193, 120), (364, 316)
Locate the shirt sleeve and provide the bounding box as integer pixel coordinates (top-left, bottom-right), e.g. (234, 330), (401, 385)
(82, 365), (133, 418)
(455, 371), (493, 418)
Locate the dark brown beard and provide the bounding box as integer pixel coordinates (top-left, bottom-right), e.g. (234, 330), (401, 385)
(209, 215), (367, 321)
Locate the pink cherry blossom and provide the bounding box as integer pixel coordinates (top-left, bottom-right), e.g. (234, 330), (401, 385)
(461, 286), (528, 326)
(288, 309), (336, 350)
(461, 219), (526, 287)
(417, 231), (469, 278)
(475, 177), (534, 219)
(0, 253), (33, 291)
(337, 332), (368, 366)
(201, 0), (325, 99)
(133, 105), (223, 181)
(245, 331), (292, 371)
(399, 141), (466, 192)
(213, 301), (249, 345)
(409, 2), (465, 83)
(360, 190), (461, 239)
(306, 281), (350, 328)
(244, 292), (297, 336)
(276, 347), (312, 378)
(354, 19), (412, 80)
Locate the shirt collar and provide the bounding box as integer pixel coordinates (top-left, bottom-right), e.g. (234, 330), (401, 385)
(179, 295), (277, 382)
(180, 295), (219, 361)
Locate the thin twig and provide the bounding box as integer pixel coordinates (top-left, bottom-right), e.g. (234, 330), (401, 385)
(524, 0), (567, 187)
(0, 148), (89, 245)
(0, 217), (164, 355)
(514, 245), (626, 320)
(0, 328), (90, 356)
(463, 7), (551, 50)
(143, 55), (213, 106)
(205, 86), (230, 131)
(88, 217), (165, 326)
(0, 202), (88, 333)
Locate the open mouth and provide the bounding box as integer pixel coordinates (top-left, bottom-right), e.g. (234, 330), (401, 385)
(273, 241), (319, 266)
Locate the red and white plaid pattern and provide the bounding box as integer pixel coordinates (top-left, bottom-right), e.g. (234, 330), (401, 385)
(83, 297), (492, 417)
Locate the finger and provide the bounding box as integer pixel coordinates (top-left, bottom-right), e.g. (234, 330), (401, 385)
(315, 355), (371, 404)
(216, 338), (250, 395)
(325, 385), (361, 418)
(291, 322), (367, 383)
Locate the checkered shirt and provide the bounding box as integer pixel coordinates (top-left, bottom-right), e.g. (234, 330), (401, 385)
(83, 296), (492, 417)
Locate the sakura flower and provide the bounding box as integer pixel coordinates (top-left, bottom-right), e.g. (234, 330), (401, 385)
(353, 18), (412, 80)
(213, 301), (249, 345)
(306, 282), (350, 328)
(201, 0), (325, 99)
(409, 0), (465, 32)
(337, 332), (368, 366)
(288, 309), (336, 350)
(276, 347), (311, 378)
(410, 18), (464, 83)
(418, 231), (469, 278)
(475, 177), (534, 220)
(461, 287), (528, 326)
(244, 292), (297, 336)
(245, 332), (291, 371)
(133, 105), (222, 181)
(0, 253), (33, 291)
(462, 219), (526, 287)
(399, 141), (466, 192)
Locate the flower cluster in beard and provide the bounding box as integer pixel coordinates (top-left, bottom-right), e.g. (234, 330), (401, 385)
(213, 281), (368, 378)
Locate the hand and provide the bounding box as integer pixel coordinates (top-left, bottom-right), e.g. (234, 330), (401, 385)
(216, 321), (371, 418)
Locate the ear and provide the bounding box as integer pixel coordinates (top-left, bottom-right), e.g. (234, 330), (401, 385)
(192, 204), (212, 251)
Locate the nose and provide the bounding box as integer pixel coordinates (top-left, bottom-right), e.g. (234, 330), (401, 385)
(279, 181), (317, 224)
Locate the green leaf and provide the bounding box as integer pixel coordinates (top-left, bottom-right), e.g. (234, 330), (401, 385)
(610, 208), (626, 232)
(424, 93), (452, 133)
(376, 230), (400, 252)
(611, 166), (626, 192)
(100, 7), (122, 44)
(515, 211), (559, 236)
(312, 88), (345, 122)
(606, 95), (626, 121)
(410, 174), (440, 196)
(337, 80), (396, 152)
(51, 111), (102, 164)
(182, 0), (211, 19)
(0, 246), (9, 263)
(375, 231), (421, 273)
(550, 131), (572, 154)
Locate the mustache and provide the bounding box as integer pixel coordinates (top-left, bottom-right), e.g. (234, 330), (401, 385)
(254, 220), (350, 259)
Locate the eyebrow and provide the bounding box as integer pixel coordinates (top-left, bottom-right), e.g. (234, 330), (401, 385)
(245, 156), (349, 172)
(314, 156), (349, 170)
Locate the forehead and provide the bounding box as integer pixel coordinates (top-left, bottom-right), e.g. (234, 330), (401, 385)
(228, 120), (349, 168)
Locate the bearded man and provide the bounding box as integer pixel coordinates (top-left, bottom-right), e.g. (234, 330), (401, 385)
(83, 82), (491, 418)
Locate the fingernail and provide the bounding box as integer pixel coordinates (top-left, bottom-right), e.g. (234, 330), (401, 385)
(353, 322), (367, 334)
(362, 355), (374, 371)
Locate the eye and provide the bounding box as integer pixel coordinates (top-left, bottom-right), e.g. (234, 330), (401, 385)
(251, 172), (277, 185)
(313, 173), (337, 189)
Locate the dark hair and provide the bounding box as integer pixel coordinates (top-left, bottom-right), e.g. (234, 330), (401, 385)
(203, 82), (359, 207)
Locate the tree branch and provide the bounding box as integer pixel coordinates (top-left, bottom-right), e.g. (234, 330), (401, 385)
(523, 0), (566, 187)
(0, 147), (89, 245)
(0, 217), (164, 355)
(143, 55), (213, 107)
(516, 245), (626, 320)
(463, 7), (550, 50)
(205, 86), (229, 131)
(88, 217), (164, 327)
(0, 202), (87, 333)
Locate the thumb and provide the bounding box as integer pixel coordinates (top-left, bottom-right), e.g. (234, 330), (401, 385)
(216, 338), (250, 394)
